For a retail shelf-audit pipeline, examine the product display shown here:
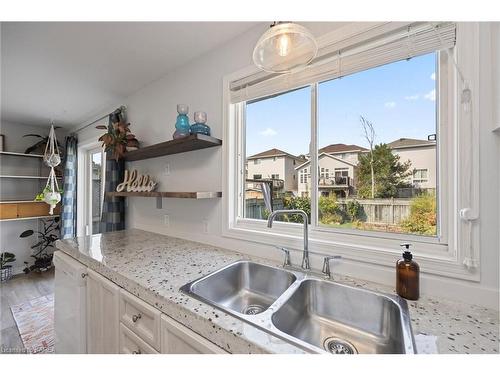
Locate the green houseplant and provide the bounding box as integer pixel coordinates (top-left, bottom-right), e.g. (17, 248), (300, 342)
(20, 217), (60, 273)
(0, 252), (16, 282)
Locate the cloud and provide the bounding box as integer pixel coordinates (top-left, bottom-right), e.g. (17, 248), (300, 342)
(384, 101), (396, 109)
(259, 127), (277, 136)
(404, 94), (419, 101)
(430, 72), (436, 81)
(424, 89), (436, 101)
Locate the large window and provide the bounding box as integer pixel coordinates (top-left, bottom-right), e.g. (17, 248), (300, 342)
(225, 22), (483, 281)
(242, 53), (438, 238)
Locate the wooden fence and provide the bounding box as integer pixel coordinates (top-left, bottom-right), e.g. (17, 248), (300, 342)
(337, 198), (411, 225)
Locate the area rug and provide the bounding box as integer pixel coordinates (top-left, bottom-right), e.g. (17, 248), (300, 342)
(10, 294), (54, 354)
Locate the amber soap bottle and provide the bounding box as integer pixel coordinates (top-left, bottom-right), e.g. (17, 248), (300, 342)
(396, 243), (420, 300)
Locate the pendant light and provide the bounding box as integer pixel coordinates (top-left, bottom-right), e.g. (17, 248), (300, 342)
(253, 22), (318, 73)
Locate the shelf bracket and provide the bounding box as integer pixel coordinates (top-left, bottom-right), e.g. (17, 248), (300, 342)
(156, 197), (162, 209)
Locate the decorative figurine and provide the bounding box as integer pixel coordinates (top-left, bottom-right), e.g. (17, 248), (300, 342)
(189, 111), (211, 136)
(173, 104), (191, 139)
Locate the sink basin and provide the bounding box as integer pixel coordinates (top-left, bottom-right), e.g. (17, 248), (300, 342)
(180, 261), (296, 315)
(180, 261), (415, 354)
(272, 279), (413, 354)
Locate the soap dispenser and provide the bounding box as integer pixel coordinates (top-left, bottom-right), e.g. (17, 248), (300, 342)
(396, 243), (420, 300)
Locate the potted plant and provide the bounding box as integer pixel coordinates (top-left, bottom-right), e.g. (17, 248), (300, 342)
(96, 120), (139, 161)
(0, 252), (16, 282)
(19, 217), (60, 274)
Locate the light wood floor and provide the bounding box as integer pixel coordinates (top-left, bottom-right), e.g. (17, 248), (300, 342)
(0, 269), (54, 354)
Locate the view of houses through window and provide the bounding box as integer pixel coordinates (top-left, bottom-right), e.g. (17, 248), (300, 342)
(244, 53), (438, 237)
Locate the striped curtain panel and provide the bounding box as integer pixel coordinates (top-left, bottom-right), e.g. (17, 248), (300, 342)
(100, 112), (126, 232)
(61, 135), (78, 239)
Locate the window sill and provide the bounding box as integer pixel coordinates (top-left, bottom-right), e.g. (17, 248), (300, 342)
(222, 219), (480, 282)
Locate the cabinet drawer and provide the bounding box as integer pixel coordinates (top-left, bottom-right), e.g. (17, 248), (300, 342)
(161, 314), (227, 354)
(119, 289), (161, 350)
(119, 323), (158, 354)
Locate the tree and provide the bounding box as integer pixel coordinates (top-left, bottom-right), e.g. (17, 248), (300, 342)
(357, 144), (412, 198)
(360, 116), (376, 198)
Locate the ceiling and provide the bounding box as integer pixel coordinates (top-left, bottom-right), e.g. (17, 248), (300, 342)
(1, 22), (260, 128)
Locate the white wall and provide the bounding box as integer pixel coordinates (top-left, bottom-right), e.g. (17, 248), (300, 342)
(75, 22), (499, 308)
(0, 121), (65, 273)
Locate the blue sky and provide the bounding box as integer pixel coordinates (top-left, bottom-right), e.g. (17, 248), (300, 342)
(246, 53), (437, 157)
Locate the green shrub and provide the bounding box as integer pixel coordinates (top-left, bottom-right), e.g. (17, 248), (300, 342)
(346, 199), (363, 221)
(320, 212), (343, 225)
(401, 193), (437, 235)
(282, 196), (311, 223)
(319, 195), (344, 224)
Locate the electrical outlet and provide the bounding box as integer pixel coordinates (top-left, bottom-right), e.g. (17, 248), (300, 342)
(165, 164), (170, 176)
(163, 215), (170, 228)
(203, 220), (209, 234)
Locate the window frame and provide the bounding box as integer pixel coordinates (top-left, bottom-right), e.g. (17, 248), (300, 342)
(222, 22), (481, 282)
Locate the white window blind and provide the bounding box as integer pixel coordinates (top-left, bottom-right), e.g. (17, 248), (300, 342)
(230, 22), (456, 103)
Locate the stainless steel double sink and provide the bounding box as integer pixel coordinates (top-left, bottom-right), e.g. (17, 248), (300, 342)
(180, 260), (416, 354)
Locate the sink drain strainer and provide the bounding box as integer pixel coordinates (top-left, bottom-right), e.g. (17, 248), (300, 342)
(242, 304), (265, 315)
(323, 337), (358, 354)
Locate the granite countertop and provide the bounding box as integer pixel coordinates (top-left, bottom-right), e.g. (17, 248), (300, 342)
(55, 228), (499, 354)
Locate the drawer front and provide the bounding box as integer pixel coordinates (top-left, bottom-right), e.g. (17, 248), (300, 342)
(119, 289), (161, 350)
(119, 323), (158, 354)
(161, 314), (227, 354)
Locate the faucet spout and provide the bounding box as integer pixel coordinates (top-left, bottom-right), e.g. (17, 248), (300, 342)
(267, 209), (310, 270)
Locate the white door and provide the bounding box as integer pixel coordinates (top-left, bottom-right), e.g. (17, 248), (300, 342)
(86, 268), (119, 353)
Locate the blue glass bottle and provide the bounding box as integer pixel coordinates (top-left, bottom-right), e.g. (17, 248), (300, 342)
(173, 104), (190, 139)
(189, 111), (211, 136)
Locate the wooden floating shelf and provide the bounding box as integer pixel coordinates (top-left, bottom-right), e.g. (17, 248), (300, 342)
(124, 133), (222, 161)
(106, 191), (222, 199)
(0, 151), (44, 158)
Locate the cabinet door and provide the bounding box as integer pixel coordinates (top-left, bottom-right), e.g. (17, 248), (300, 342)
(160, 314), (227, 354)
(86, 268), (120, 353)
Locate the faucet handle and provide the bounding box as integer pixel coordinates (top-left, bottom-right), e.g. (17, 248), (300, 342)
(275, 246), (292, 268)
(322, 255), (341, 279)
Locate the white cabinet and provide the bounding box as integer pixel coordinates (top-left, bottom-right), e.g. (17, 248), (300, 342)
(119, 323), (159, 354)
(86, 268), (120, 353)
(55, 253), (229, 354)
(119, 289), (161, 351)
(161, 314), (227, 354)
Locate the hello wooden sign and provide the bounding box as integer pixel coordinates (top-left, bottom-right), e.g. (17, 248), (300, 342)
(116, 169), (158, 192)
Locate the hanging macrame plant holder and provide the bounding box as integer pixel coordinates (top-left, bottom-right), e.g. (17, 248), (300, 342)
(42, 123), (62, 214)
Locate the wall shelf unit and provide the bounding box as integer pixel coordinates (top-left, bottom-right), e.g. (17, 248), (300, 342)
(124, 133), (222, 161)
(0, 151), (62, 221)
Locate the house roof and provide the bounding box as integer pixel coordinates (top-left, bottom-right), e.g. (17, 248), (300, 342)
(247, 148), (304, 161)
(318, 143), (368, 154)
(387, 138), (436, 149)
(295, 152), (357, 171)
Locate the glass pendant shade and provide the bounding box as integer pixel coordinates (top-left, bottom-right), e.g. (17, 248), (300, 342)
(253, 22), (318, 73)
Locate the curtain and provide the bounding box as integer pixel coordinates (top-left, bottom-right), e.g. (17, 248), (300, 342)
(61, 135), (78, 239)
(100, 111), (126, 232)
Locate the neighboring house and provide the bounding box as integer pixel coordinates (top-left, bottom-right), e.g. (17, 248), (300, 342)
(246, 148), (304, 194)
(387, 138), (437, 190)
(318, 143), (368, 165)
(295, 153), (358, 198)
